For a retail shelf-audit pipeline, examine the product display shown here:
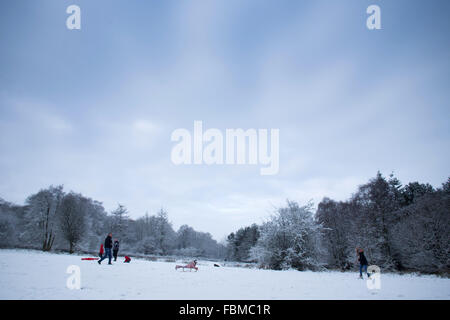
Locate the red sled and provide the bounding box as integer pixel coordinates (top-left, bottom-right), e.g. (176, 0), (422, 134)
(81, 258), (99, 261)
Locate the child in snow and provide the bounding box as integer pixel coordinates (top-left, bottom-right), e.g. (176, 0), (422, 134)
(356, 247), (370, 279)
(124, 256), (131, 263)
(113, 239), (120, 262)
(99, 243), (104, 259)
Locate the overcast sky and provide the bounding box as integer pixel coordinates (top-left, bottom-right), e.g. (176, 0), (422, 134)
(1, 0), (449, 241)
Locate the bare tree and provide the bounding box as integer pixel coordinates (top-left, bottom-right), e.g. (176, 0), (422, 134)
(58, 192), (86, 253)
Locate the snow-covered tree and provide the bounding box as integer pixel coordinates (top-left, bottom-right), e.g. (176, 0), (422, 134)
(109, 204), (129, 241)
(80, 199), (109, 251)
(350, 172), (402, 268)
(58, 192), (86, 253)
(24, 185), (64, 251)
(226, 224), (259, 262)
(251, 200), (323, 270)
(0, 199), (22, 248)
(176, 224), (196, 249)
(130, 209), (175, 255)
(390, 186), (449, 272)
(315, 198), (353, 269)
(153, 208), (176, 255)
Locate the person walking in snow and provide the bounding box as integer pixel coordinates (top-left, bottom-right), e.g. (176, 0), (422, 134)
(112, 239), (120, 262)
(98, 233), (113, 265)
(356, 247), (370, 279)
(99, 243), (104, 259)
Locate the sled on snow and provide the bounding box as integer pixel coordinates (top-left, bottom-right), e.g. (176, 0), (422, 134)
(81, 257), (99, 261)
(175, 260), (198, 271)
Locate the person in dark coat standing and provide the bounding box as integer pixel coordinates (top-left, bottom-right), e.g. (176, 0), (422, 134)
(356, 247), (370, 279)
(112, 239), (120, 262)
(98, 233), (113, 265)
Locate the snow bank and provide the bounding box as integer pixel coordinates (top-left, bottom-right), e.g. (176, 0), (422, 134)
(0, 249), (448, 300)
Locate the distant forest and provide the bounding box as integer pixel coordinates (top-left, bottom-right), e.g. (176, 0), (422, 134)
(0, 172), (448, 274)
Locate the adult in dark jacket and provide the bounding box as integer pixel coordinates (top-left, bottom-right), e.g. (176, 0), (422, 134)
(112, 240), (120, 262)
(356, 247), (370, 279)
(98, 233), (113, 265)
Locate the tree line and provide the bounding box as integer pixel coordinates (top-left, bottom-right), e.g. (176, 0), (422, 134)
(0, 186), (225, 258)
(0, 172), (448, 274)
(225, 173), (449, 274)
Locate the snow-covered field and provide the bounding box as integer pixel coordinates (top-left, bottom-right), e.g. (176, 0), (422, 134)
(0, 249), (448, 300)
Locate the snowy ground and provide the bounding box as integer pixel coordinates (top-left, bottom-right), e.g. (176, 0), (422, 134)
(0, 249), (448, 300)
